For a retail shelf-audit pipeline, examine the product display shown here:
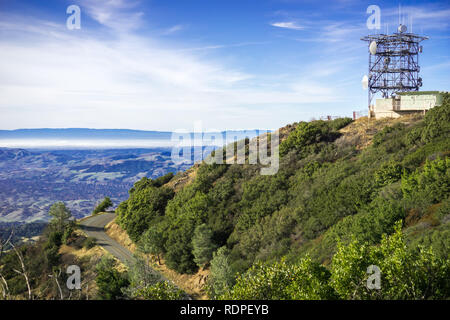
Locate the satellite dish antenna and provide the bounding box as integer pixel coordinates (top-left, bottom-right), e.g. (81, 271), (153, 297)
(369, 41), (377, 55)
(362, 75), (369, 89)
(398, 24), (407, 33)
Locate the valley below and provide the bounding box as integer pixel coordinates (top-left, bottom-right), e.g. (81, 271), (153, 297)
(0, 147), (190, 222)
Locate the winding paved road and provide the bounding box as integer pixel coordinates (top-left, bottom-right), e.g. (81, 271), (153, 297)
(79, 213), (165, 280)
(79, 213), (133, 263)
(79, 213), (190, 299)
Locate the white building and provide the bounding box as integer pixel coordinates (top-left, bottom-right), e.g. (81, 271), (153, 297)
(369, 91), (446, 119)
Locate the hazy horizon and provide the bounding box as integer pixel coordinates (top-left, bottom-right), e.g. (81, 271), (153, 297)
(0, 127), (265, 149)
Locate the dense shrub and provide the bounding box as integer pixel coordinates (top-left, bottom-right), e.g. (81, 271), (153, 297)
(308, 197), (406, 262)
(402, 157), (449, 205)
(222, 222), (449, 300)
(421, 93), (450, 143)
(95, 256), (129, 300)
(372, 123), (406, 147)
(207, 246), (235, 298)
(128, 172), (174, 194)
(374, 162), (403, 187)
(280, 120), (342, 156)
(48, 202), (72, 233)
(116, 179), (174, 242)
(134, 281), (185, 300)
(138, 223), (166, 263)
(92, 197), (113, 215)
(83, 237), (97, 249)
(330, 222), (450, 299)
(329, 117), (353, 131)
(192, 224), (217, 268)
(61, 223), (75, 245)
(220, 257), (336, 300)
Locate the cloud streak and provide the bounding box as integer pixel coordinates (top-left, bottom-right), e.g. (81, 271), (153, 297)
(80, 0), (145, 32)
(162, 24), (185, 35)
(270, 21), (305, 30)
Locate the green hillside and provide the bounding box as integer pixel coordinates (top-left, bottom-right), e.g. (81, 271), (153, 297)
(115, 94), (449, 299)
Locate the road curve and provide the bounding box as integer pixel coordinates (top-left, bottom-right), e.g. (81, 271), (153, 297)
(78, 213), (191, 299)
(79, 213), (132, 263)
(79, 213), (166, 280)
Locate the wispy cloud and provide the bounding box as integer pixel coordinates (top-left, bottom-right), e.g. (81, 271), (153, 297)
(80, 0), (145, 32)
(422, 60), (450, 72)
(270, 21), (305, 30)
(178, 41), (269, 52)
(161, 24), (185, 35)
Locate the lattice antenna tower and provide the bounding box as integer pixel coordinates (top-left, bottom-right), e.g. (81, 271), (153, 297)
(361, 24), (428, 107)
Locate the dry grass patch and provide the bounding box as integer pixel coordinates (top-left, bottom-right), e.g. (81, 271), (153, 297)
(164, 164), (200, 192)
(337, 114), (424, 151)
(58, 230), (107, 299)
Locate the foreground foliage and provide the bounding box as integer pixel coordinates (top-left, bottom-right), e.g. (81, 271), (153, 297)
(0, 202), (94, 299)
(221, 222), (449, 299)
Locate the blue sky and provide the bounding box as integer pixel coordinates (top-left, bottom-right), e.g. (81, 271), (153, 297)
(0, 0), (449, 131)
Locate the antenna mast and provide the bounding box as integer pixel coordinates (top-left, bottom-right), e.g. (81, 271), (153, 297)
(361, 24), (428, 108)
